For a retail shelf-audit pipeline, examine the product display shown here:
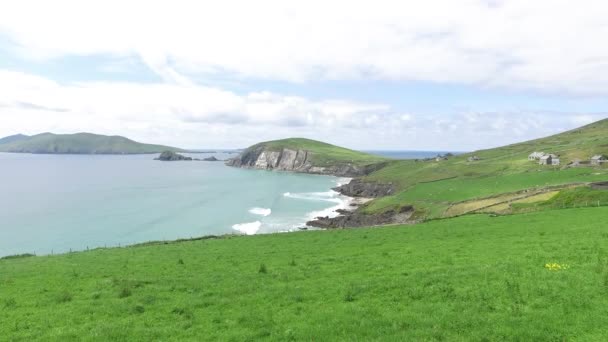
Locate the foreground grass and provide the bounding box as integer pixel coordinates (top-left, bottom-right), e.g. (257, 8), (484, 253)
(2, 208), (608, 340)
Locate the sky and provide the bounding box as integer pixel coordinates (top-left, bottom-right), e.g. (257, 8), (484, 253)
(0, 0), (607, 150)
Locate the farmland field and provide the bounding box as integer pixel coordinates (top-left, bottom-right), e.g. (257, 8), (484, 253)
(2, 207), (608, 340)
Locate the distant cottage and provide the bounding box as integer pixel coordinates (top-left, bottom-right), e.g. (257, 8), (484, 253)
(591, 155), (607, 165)
(539, 154), (560, 166)
(528, 152), (545, 161)
(467, 156), (480, 162)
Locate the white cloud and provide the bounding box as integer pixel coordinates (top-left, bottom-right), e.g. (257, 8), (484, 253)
(0, 70), (390, 148)
(0, 70), (604, 150)
(1, 0), (608, 94)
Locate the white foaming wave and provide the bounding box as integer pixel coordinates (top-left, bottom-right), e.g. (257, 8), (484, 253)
(306, 196), (351, 222)
(335, 177), (352, 187)
(283, 191), (342, 203)
(249, 207), (272, 217)
(232, 221), (262, 235)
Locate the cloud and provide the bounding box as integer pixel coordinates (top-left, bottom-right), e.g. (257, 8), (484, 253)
(0, 70), (391, 148)
(1, 1), (608, 95)
(0, 69), (604, 150)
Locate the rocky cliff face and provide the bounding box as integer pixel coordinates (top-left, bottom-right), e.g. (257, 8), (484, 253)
(226, 146), (387, 177)
(333, 178), (395, 197)
(306, 205), (414, 229)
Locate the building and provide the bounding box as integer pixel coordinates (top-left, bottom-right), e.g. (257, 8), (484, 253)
(591, 155), (607, 165)
(528, 152), (545, 161)
(467, 156), (480, 162)
(539, 155), (551, 165)
(539, 154), (559, 166)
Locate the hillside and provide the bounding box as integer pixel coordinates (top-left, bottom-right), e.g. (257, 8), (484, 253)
(0, 133), (29, 145)
(361, 118), (608, 219)
(226, 138), (389, 177)
(0, 132), (183, 154)
(2, 207), (608, 340)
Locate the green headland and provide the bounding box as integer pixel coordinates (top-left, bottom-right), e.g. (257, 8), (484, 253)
(0, 132), (183, 154)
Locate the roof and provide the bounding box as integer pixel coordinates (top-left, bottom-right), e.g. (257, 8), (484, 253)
(540, 155), (551, 160)
(591, 155), (606, 160)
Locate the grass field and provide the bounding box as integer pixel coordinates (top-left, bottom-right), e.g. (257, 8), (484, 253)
(3, 207), (608, 341)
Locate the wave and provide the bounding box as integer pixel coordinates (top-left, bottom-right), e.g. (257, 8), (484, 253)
(306, 195), (352, 221)
(232, 221), (262, 235)
(283, 191), (342, 203)
(249, 207), (272, 217)
(335, 177), (352, 187)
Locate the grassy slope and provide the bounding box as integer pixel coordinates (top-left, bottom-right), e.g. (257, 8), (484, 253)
(2, 207), (608, 340)
(251, 138), (388, 167)
(0, 133), (183, 154)
(363, 119), (608, 217)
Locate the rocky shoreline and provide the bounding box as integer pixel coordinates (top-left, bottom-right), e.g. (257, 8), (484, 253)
(226, 144), (415, 229)
(305, 179), (413, 229)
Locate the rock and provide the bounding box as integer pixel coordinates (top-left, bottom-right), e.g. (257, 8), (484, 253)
(155, 151), (192, 161)
(306, 205), (414, 229)
(333, 178), (395, 198)
(203, 156), (220, 161)
(591, 181), (608, 190)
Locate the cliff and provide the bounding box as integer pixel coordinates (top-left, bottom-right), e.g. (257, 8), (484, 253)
(225, 143), (388, 177)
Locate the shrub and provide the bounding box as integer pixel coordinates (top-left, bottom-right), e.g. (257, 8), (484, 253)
(258, 263), (268, 274)
(56, 291), (72, 303)
(344, 290), (356, 302)
(119, 287), (132, 298)
(4, 298), (16, 308)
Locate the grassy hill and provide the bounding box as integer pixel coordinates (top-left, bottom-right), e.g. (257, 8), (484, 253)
(249, 138), (388, 167)
(361, 118), (608, 219)
(0, 133), (183, 154)
(2, 207), (608, 340)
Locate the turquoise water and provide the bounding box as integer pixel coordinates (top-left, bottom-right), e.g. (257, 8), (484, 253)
(0, 153), (349, 257)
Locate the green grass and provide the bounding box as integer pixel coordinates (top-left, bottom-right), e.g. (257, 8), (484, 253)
(365, 167), (608, 217)
(361, 119), (608, 218)
(0, 132), (183, 154)
(512, 186), (608, 213)
(252, 138), (388, 167)
(2, 207), (608, 340)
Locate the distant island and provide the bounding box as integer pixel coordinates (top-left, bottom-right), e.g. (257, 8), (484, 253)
(0, 132), (183, 154)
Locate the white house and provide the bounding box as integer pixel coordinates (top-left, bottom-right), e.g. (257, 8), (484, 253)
(591, 155), (607, 165)
(540, 154), (559, 166)
(528, 152), (545, 161)
(539, 155), (551, 165)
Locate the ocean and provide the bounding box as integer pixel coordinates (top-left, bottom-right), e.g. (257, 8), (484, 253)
(0, 152), (351, 257)
(0, 150), (449, 257)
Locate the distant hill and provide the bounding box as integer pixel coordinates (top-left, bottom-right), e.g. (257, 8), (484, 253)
(0, 134), (30, 145)
(0, 133), (183, 154)
(226, 138), (389, 177)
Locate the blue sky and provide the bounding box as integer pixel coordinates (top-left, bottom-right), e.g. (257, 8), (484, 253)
(0, 1), (607, 150)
